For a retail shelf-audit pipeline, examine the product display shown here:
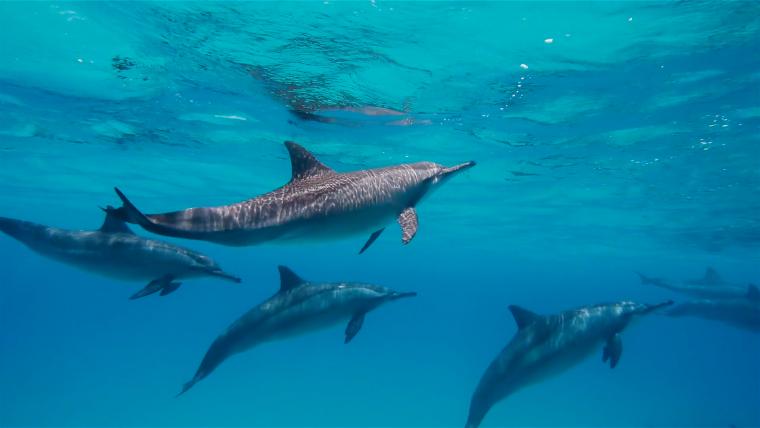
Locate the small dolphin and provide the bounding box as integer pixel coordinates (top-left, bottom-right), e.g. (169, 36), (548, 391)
(466, 300), (673, 428)
(637, 270), (752, 300)
(111, 141), (475, 253)
(177, 265), (416, 395)
(0, 209), (240, 299)
(666, 286), (760, 332)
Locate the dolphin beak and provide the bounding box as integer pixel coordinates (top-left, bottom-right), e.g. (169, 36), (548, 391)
(441, 161), (476, 178)
(640, 300), (675, 315)
(391, 291), (418, 300)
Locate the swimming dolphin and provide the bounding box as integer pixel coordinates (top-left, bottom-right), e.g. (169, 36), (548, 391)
(177, 265), (416, 395)
(111, 141), (475, 253)
(0, 209), (240, 299)
(637, 270), (753, 300)
(465, 300), (673, 428)
(666, 287), (760, 332)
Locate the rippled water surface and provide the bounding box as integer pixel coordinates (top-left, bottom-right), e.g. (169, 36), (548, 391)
(1, 2), (758, 427)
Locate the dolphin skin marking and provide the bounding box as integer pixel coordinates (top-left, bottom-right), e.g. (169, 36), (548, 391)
(177, 265), (416, 395)
(637, 269), (754, 300)
(0, 209), (240, 299)
(666, 289), (760, 332)
(112, 141), (475, 252)
(466, 300), (673, 428)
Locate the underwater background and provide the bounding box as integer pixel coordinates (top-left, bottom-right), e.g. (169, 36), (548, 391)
(1, 2), (758, 427)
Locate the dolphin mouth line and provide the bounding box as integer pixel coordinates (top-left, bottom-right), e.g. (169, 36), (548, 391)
(441, 161), (477, 176)
(392, 291), (418, 300)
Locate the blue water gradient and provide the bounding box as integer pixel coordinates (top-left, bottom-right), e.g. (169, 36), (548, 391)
(1, 2), (758, 427)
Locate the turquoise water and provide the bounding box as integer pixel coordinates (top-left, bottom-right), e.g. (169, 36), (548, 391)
(1, 2), (759, 427)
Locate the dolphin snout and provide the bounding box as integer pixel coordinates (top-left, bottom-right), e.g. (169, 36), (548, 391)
(392, 291), (418, 300)
(441, 161), (476, 177)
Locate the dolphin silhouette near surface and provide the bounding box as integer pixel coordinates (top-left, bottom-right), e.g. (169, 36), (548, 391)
(666, 285), (760, 332)
(0, 209), (240, 299)
(638, 269), (754, 300)
(177, 265), (416, 395)
(465, 300), (673, 428)
(111, 141), (475, 253)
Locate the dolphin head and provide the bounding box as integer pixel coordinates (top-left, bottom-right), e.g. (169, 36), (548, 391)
(611, 300), (674, 328)
(402, 160), (476, 205)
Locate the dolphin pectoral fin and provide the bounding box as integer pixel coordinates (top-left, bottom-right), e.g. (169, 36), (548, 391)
(602, 333), (623, 369)
(344, 312), (366, 344)
(130, 275), (176, 300)
(398, 207), (418, 245)
(359, 228), (385, 254)
(159, 282), (182, 296)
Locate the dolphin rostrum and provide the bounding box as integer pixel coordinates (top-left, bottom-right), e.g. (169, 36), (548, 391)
(466, 300), (673, 428)
(177, 265), (416, 395)
(111, 141), (475, 253)
(666, 287), (760, 332)
(0, 209), (240, 299)
(637, 269), (753, 300)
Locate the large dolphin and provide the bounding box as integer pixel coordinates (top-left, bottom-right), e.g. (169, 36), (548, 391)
(111, 141), (475, 253)
(177, 265), (416, 396)
(666, 287), (760, 332)
(637, 270), (753, 300)
(0, 209), (240, 299)
(466, 300), (673, 428)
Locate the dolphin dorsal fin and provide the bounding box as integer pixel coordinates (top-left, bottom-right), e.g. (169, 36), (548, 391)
(747, 284), (760, 301)
(284, 141), (334, 181)
(277, 265), (306, 291)
(508, 305), (541, 330)
(703, 267), (722, 285)
(99, 206), (134, 234)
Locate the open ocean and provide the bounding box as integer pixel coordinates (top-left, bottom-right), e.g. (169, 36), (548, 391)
(1, 2), (758, 427)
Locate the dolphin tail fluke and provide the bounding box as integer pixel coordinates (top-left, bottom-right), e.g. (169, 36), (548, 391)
(112, 187), (154, 228)
(176, 376), (200, 398)
(635, 271), (650, 284)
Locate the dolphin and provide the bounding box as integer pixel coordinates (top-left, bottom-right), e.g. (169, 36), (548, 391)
(637, 270), (753, 300)
(111, 141), (475, 253)
(666, 287), (760, 332)
(466, 300), (673, 428)
(0, 209), (240, 299)
(177, 265), (416, 395)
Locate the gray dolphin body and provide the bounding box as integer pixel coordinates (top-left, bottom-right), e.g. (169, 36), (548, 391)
(466, 300), (673, 428)
(666, 294), (760, 332)
(112, 141), (475, 252)
(637, 269), (753, 300)
(0, 210), (240, 299)
(178, 266), (416, 395)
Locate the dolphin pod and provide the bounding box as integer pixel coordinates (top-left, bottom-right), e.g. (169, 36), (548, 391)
(177, 265), (417, 396)
(0, 209), (240, 299)
(3, 136), (759, 427)
(465, 300), (673, 428)
(111, 141), (476, 253)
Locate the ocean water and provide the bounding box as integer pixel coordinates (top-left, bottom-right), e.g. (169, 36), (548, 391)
(1, 2), (759, 427)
